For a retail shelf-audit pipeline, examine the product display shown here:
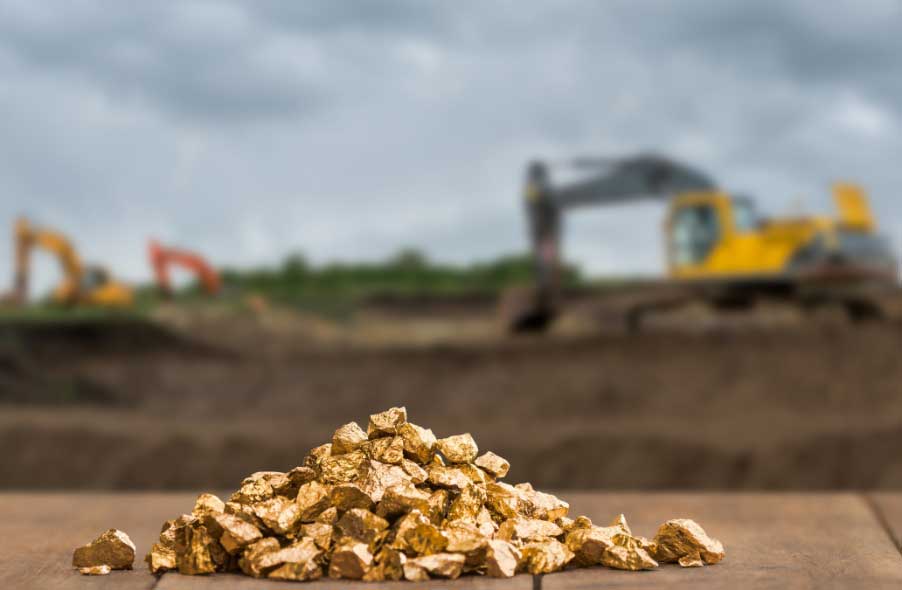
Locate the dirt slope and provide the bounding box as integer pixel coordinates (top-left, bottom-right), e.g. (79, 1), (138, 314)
(3, 310), (902, 490)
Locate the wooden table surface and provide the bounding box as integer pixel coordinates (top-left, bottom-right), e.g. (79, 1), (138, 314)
(3, 492), (902, 589)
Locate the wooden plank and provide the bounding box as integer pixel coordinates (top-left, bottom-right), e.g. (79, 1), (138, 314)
(156, 572), (533, 590)
(543, 492), (902, 589)
(5, 493), (900, 589)
(0, 492), (530, 590)
(0, 492), (188, 590)
(868, 493), (902, 550)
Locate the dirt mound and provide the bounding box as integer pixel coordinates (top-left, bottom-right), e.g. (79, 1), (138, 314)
(9, 422), (902, 490)
(3, 309), (902, 490)
(0, 351), (120, 406)
(0, 318), (217, 361)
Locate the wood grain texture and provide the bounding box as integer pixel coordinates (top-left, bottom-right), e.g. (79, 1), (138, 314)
(2, 493), (901, 589)
(156, 572), (533, 590)
(869, 493), (902, 550)
(0, 492), (187, 590)
(543, 492), (902, 589)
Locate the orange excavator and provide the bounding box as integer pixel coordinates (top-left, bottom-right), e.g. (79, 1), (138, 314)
(147, 240), (221, 298)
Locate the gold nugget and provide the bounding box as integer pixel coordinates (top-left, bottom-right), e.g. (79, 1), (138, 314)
(330, 541), (374, 579)
(485, 539), (520, 578)
(333, 421), (369, 454)
(73, 529), (135, 571)
(435, 433), (479, 463)
(520, 539), (574, 574)
(367, 406), (408, 438)
(653, 519), (725, 566)
(475, 451), (510, 478)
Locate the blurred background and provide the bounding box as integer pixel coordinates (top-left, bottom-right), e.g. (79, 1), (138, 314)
(1, 0), (901, 491)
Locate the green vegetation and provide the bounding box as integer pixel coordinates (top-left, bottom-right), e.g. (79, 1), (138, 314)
(2, 249), (598, 320)
(0, 304), (144, 323)
(217, 248), (582, 312)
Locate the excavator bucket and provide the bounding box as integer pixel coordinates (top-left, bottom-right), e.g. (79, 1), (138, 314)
(833, 183), (875, 232)
(499, 285), (556, 332)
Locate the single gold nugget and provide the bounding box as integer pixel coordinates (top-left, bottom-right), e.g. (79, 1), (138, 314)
(474, 451), (510, 478)
(329, 541), (374, 579)
(73, 529), (135, 571)
(496, 517), (563, 544)
(603, 533), (658, 571)
(253, 496), (301, 535)
(336, 508), (390, 545)
(302, 522), (334, 550)
(146, 543), (177, 574)
(435, 433), (479, 463)
(367, 406), (408, 438)
(296, 480), (333, 520)
(332, 421), (369, 455)
(230, 471), (284, 504)
(362, 436), (405, 464)
(212, 513), (262, 555)
(192, 493), (225, 516)
(358, 460), (410, 503)
(565, 514), (630, 566)
(443, 521), (488, 568)
(427, 465), (472, 490)
(485, 539), (520, 578)
(405, 553), (466, 580)
(366, 547), (406, 582)
(653, 518), (725, 566)
(400, 458), (428, 483)
(376, 481), (431, 519)
(398, 422), (436, 463)
(331, 482), (376, 512)
(176, 522), (217, 575)
(406, 521), (449, 556)
(520, 539), (574, 574)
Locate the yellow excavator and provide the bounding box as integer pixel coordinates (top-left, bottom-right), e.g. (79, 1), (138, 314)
(504, 155), (899, 331)
(11, 218), (133, 308)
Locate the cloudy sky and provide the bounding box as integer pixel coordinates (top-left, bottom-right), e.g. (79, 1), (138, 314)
(1, 0), (900, 293)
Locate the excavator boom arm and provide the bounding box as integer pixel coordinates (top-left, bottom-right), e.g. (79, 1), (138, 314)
(540, 155), (716, 210)
(14, 218), (84, 302)
(148, 240), (221, 296)
(522, 155), (715, 321)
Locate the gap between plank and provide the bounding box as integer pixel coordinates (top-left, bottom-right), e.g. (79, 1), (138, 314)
(864, 494), (902, 557)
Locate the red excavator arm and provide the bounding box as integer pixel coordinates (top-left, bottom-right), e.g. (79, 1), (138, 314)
(148, 239), (221, 297)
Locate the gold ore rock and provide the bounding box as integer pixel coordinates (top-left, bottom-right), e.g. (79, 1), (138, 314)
(73, 529), (135, 571)
(141, 406), (725, 583)
(653, 518), (725, 566)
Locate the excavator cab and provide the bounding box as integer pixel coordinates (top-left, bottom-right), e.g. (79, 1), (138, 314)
(667, 196), (723, 269)
(75, 265), (133, 307)
(81, 266), (110, 292)
(664, 187), (896, 283)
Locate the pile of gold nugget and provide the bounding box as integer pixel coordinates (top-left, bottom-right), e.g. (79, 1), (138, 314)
(144, 407), (724, 582)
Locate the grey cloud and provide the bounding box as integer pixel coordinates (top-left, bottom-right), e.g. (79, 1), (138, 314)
(249, 0), (447, 35)
(0, 0), (900, 293)
(0, 2), (323, 121)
